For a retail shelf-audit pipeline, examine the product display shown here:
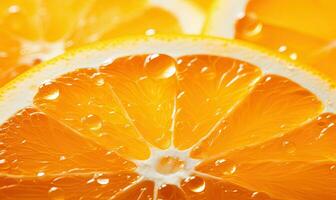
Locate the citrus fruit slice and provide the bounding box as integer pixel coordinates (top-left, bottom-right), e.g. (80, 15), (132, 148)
(1, 35), (336, 199)
(205, 0), (336, 80)
(0, 0), (204, 87)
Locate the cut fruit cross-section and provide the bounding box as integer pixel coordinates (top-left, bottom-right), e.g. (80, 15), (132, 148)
(205, 0), (336, 80)
(0, 0), (205, 87)
(1, 36), (336, 199)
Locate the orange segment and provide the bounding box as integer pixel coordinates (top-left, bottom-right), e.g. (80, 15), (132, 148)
(198, 161), (336, 200)
(0, 107), (135, 176)
(173, 55), (261, 149)
(224, 113), (336, 162)
(33, 68), (150, 160)
(191, 75), (322, 158)
(0, 172), (139, 199)
(244, 0), (336, 40)
(235, 15), (336, 79)
(180, 176), (275, 199)
(233, 0), (336, 80)
(100, 54), (177, 149)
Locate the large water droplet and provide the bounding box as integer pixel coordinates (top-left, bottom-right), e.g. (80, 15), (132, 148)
(39, 82), (60, 100)
(156, 156), (185, 175)
(282, 140), (296, 154)
(48, 186), (64, 200)
(144, 54), (176, 79)
(215, 159), (237, 175)
(185, 176), (206, 193)
(240, 15), (263, 37)
(81, 114), (102, 131)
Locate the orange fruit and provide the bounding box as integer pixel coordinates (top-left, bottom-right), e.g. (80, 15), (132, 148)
(1, 35), (336, 199)
(205, 0), (336, 80)
(0, 0), (204, 87)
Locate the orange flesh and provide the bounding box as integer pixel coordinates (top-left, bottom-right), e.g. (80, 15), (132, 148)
(1, 54), (335, 199)
(235, 0), (336, 80)
(0, 1), (182, 87)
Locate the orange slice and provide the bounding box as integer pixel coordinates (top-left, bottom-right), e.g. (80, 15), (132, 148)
(0, 0), (204, 87)
(205, 0), (336, 80)
(1, 35), (336, 199)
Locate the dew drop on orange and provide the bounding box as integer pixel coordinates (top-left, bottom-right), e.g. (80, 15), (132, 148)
(48, 186), (64, 200)
(39, 82), (60, 101)
(81, 114), (103, 131)
(144, 54), (176, 79)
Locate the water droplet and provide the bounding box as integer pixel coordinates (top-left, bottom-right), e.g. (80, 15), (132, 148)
(215, 159), (237, 175)
(144, 54), (176, 79)
(48, 186), (64, 200)
(200, 66), (216, 80)
(240, 15), (263, 37)
(81, 114), (102, 131)
(97, 178), (109, 185)
(250, 191), (270, 199)
(282, 141), (296, 154)
(145, 28), (156, 36)
(185, 176), (206, 193)
(278, 45), (287, 53)
(37, 171), (45, 177)
(200, 66), (209, 73)
(289, 52), (298, 60)
(59, 155), (66, 161)
(8, 5), (21, 14)
(0, 159), (6, 164)
(156, 156), (185, 175)
(330, 165), (336, 171)
(91, 73), (105, 86)
(39, 82), (60, 100)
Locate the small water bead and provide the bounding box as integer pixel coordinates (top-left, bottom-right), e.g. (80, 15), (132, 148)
(156, 156), (185, 175)
(81, 114), (102, 131)
(7, 5), (21, 14)
(282, 140), (297, 154)
(278, 45), (288, 53)
(59, 155), (66, 161)
(239, 15), (263, 37)
(215, 159), (237, 175)
(144, 54), (176, 79)
(37, 171), (45, 177)
(48, 186), (64, 200)
(200, 66), (216, 80)
(145, 28), (156, 36)
(39, 82), (60, 101)
(97, 178), (109, 185)
(0, 159), (6, 164)
(185, 176), (206, 193)
(91, 73), (105, 86)
(289, 52), (298, 60)
(250, 191), (270, 199)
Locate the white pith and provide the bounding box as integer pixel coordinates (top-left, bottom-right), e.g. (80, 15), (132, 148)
(1, 36), (336, 194)
(134, 147), (200, 189)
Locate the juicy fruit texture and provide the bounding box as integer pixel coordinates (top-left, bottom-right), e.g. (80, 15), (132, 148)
(235, 0), (336, 79)
(0, 53), (335, 200)
(0, 0), (204, 87)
